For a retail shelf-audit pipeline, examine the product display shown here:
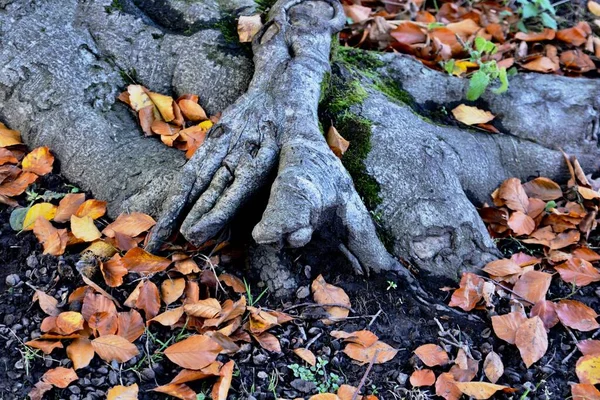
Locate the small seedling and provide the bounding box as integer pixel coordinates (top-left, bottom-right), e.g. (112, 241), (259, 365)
(387, 280), (398, 290)
(288, 357), (343, 394)
(516, 0), (557, 30)
(244, 278), (269, 307)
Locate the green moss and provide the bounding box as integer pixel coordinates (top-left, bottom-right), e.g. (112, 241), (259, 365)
(334, 46), (384, 71)
(327, 80), (368, 115)
(255, 0), (278, 13)
(105, 0), (124, 13)
(214, 15), (239, 44)
(373, 77), (414, 106)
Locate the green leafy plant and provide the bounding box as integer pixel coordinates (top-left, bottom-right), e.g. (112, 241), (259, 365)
(288, 357), (343, 394)
(243, 278), (268, 307)
(516, 0), (557, 30)
(386, 280), (398, 290)
(444, 37), (510, 101)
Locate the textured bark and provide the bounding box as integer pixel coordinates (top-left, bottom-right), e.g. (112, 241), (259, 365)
(1, 0), (600, 290)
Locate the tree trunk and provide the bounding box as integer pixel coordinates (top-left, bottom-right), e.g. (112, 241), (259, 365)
(1, 0), (599, 291)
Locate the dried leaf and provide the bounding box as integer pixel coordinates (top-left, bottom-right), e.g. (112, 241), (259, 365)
(42, 367), (78, 388)
(91, 335), (139, 363)
(578, 339), (600, 355)
(507, 211), (535, 236)
(344, 340), (397, 364)
(161, 278), (186, 306)
(136, 280), (161, 319)
(28, 381), (53, 400)
(452, 104), (495, 125)
(150, 306), (185, 326)
(127, 85), (153, 111)
(343, 4), (372, 23)
(530, 300), (559, 330)
(483, 351), (504, 383)
(184, 298), (222, 318)
(253, 331), (281, 352)
(169, 363), (221, 384)
(515, 316), (548, 367)
(33, 217), (68, 256)
(454, 382), (509, 399)
(107, 384), (139, 400)
(33, 290), (60, 316)
(0, 170), (37, 197)
(122, 247), (171, 274)
(572, 383), (600, 400)
(23, 203), (57, 230)
(512, 270), (552, 304)
(311, 274), (351, 323)
(515, 28), (556, 41)
(56, 311), (84, 334)
(491, 312), (527, 344)
(25, 339), (63, 355)
(555, 258), (600, 286)
(482, 259), (521, 277)
(326, 126), (350, 158)
(557, 21), (591, 46)
(448, 272), (484, 311)
(449, 349), (479, 382)
(67, 338), (95, 370)
(410, 369), (436, 387)
(0, 122), (22, 147)
(22, 146), (54, 176)
(498, 178), (529, 213)
(212, 360), (235, 400)
(101, 254), (128, 288)
(219, 273), (246, 293)
(577, 354), (600, 384)
(414, 344), (449, 367)
(117, 310), (145, 342)
(54, 193), (86, 223)
(71, 215), (102, 242)
(589, 1), (600, 16)
(146, 91), (175, 122)
(164, 335), (223, 369)
(75, 199), (107, 220)
(435, 372), (461, 400)
(293, 348), (317, 366)
(237, 14), (263, 43)
(153, 383), (196, 400)
(330, 330), (379, 347)
(390, 22), (427, 45)
(102, 212), (156, 238)
(556, 299), (600, 331)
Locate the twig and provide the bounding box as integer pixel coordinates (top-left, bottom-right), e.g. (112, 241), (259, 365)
(368, 310), (382, 326)
(352, 350), (379, 400)
(562, 326), (580, 365)
(481, 276), (534, 306)
(283, 302), (356, 313)
(305, 333), (322, 350)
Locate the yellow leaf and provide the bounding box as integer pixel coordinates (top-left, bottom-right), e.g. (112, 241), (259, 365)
(578, 354), (600, 384)
(75, 199), (107, 219)
(71, 215), (102, 242)
(0, 122), (22, 147)
(589, 2), (600, 17)
(146, 91), (175, 122)
(454, 382), (509, 399)
(451, 104), (495, 126)
(107, 383), (139, 400)
(127, 85), (153, 111)
(23, 203), (57, 231)
(22, 147), (54, 176)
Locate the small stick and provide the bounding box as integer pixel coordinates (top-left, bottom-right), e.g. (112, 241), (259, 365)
(305, 332), (322, 350)
(352, 350), (379, 400)
(368, 309), (382, 326)
(283, 302), (356, 313)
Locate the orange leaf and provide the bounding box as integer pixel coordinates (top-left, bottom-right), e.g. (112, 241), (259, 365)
(161, 278), (186, 305)
(293, 348), (317, 366)
(117, 310), (145, 342)
(54, 193), (86, 223)
(178, 99), (208, 121)
(253, 332), (281, 352)
(414, 343), (449, 367)
(184, 298), (222, 318)
(248, 306), (279, 333)
(512, 270), (552, 304)
(0, 170), (37, 197)
(75, 199), (107, 220)
(81, 292), (117, 322)
(561, 49), (596, 73)
(122, 247), (171, 274)
(498, 178), (529, 213)
(449, 349), (479, 382)
(451, 104), (495, 126)
(101, 254), (128, 288)
(22, 146), (54, 176)
(435, 372), (461, 400)
(136, 280), (161, 319)
(343, 4), (371, 23)
(92, 335), (139, 363)
(337, 385), (361, 400)
(150, 306), (185, 326)
(107, 384), (139, 400)
(330, 330), (379, 347)
(66, 338), (95, 370)
(483, 351), (504, 383)
(515, 28), (555, 41)
(410, 369), (435, 387)
(169, 363), (221, 384)
(555, 258), (600, 286)
(219, 273), (246, 293)
(164, 335), (223, 369)
(482, 259), (522, 277)
(33, 217), (67, 256)
(24, 339), (63, 355)
(448, 272), (484, 311)
(507, 211), (535, 236)
(0, 122), (22, 146)
(556, 299), (600, 331)
(390, 22), (427, 45)
(577, 339), (600, 355)
(0, 147), (18, 165)
(127, 85), (153, 111)
(326, 125), (350, 158)
(33, 289), (60, 316)
(572, 383), (600, 400)
(311, 274), (351, 323)
(454, 382), (509, 399)
(102, 212), (156, 238)
(515, 316), (548, 367)
(557, 21), (591, 46)
(56, 311), (85, 334)
(153, 383), (196, 400)
(491, 312), (527, 344)
(530, 300), (559, 330)
(212, 360), (235, 400)
(42, 367), (78, 388)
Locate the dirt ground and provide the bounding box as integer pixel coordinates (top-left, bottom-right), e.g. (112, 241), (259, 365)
(0, 172), (593, 399)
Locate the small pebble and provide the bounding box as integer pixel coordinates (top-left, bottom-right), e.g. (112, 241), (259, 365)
(396, 372), (409, 386)
(296, 286), (310, 299)
(69, 386), (81, 395)
(257, 371), (268, 379)
(5, 274), (20, 287)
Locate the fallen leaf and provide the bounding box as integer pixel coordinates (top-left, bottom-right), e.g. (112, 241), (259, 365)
(530, 300), (559, 330)
(219, 273), (246, 293)
(54, 193), (86, 223)
(498, 178), (529, 213)
(327, 126), (350, 158)
(483, 351), (504, 383)
(448, 272), (484, 311)
(454, 382), (509, 399)
(343, 4), (372, 23)
(24, 339), (63, 354)
(153, 383), (196, 400)
(56, 311), (84, 334)
(23, 203), (57, 230)
(42, 367), (78, 388)
(414, 344), (449, 367)
(122, 247), (171, 274)
(149, 306), (185, 326)
(107, 383), (139, 400)
(117, 310), (145, 342)
(0, 170), (37, 197)
(33, 217), (67, 256)
(136, 280), (161, 319)
(572, 383), (600, 400)
(589, 1), (600, 16)
(293, 348), (317, 366)
(482, 259), (521, 277)
(491, 312), (527, 344)
(164, 335), (223, 370)
(145, 91), (175, 122)
(67, 338), (95, 370)
(0, 122), (22, 146)
(212, 360), (235, 400)
(71, 215), (102, 242)
(578, 339), (600, 356)
(555, 258), (600, 286)
(184, 298), (222, 318)
(515, 316), (548, 367)
(410, 369), (436, 387)
(390, 22), (427, 45)
(311, 274), (351, 323)
(435, 372), (461, 400)
(556, 299), (600, 331)
(22, 146), (54, 176)
(28, 381), (53, 400)
(344, 340), (398, 364)
(81, 292), (117, 322)
(561, 49), (596, 73)
(253, 332), (281, 352)
(161, 278), (186, 306)
(127, 85), (153, 111)
(0, 147), (18, 165)
(577, 354), (600, 384)
(452, 104), (495, 125)
(449, 349), (479, 382)
(331, 330), (379, 347)
(512, 270), (552, 304)
(33, 290), (60, 316)
(557, 21), (591, 46)
(91, 335), (140, 363)
(75, 199), (107, 219)
(237, 14), (263, 43)
(101, 254), (128, 288)
(102, 212), (156, 238)
(337, 385), (361, 400)
(169, 363), (221, 384)
(515, 28), (556, 41)
(507, 211), (535, 236)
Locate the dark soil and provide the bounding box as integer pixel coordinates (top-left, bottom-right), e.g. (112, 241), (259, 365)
(0, 173), (593, 400)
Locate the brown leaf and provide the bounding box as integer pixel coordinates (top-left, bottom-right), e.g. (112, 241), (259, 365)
(556, 299), (600, 331)
(410, 369), (436, 387)
(337, 385), (361, 400)
(448, 272), (484, 311)
(28, 381), (53, 400)
(512, 270), (552, 304)
(0, 122), (22, 146)
(498, 178), (529, 213)
(102, 213), (156, 238)
(530, 300), (559, 330)
(136, 280), (161, 319)
(0, 147), (18, 165)
(153, 383), (197, 400)
(414, 344), (449, 367)
(184, 298), (222, 318)
(452, 104), (495, 126)
(42, 367), (78, 388)
(550, 229), (580, 250)
(54, 193), (86, 223)
(100, 254), (128, 288)
(449, 349), (479, 382)
(122, 247), (171, 274)
(107, 384), (139, 400)
(237, 14), (263, 43)
(523, 57), (559, 73)
(391, 22), (427, 45)
(293, 348), (317, 366)
(515, 28), (556, 41)
(212, 360), (235, 400)
(482, 259), (521, 277)
(557, 21), (591, 46)
(82, 292), (117, 322)
(0, 170), (37, 197)
(344, 340), (397, 364)
(555, 258), (600, 286)
(164, 335), (223, 369)
(173, 255), (201, 275)
(33, 217), (68, 256)
(33, 289), (60, 316)
(578, 339), (600, 356)
(67, 338), (95, 370)
(25, 339), (63, 355)
(454, 382), (509, 399)
(75, 199), (107, 220)
(92, 335), (140, 363)
(22, 146), (54, 176)
(326, 126), (350, 158)
(56, 311), (85, 334)
(515, 316), (548, 367)
(561, 50), (596, 73)
(150, 306), (185, 326)
(161, 278), (186, 306)
(169, 363), (221, 384)
(483, 351), (504, 383)
(219, 273), (246, 293)
(89, 311), (118, 336)
(253, 332), (281, 352)
(343, 4), (371, 23)
(435, 372), (461, 400)
(507, 211), (536, 236)
(311, 275), (351, 323)
(572, 383), (600, 400)
(491, 312), (527, 344)
(330, 330), (379, 347)
(117, 310), (145, 342)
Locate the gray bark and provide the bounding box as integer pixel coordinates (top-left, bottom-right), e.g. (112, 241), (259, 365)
(1, 0), (599, 288)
